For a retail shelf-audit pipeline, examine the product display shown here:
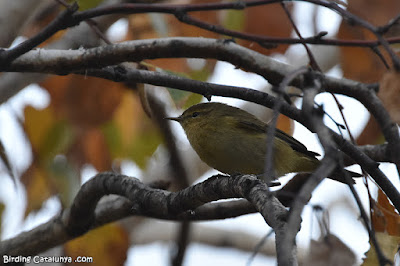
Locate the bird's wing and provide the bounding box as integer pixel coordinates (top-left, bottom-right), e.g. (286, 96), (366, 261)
(237, 120), (320, 158)
(274, 128), (320, 158)
(235, 119), (266, 134)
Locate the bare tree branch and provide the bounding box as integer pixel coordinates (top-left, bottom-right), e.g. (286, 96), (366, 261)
(71, 0), (400, 48)
(0, 172), (292, 263)
(0, 0), (51, 48)
(0, 2), (123, 104)
(6, 38), (398, 172)
(0, 2), (79, 64)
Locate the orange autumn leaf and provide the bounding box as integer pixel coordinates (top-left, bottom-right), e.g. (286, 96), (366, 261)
(341, 0), (400, 145)
(178, 0), (219, 39)
(339, 26), (387, 83)
(40, 75), (125, 128)
(356, 116), (384, 145)
(66, 128), (112, 171)
(277, 114), (294, 136)
(239, 3), (293, 55)
(365, 190), (400, 265)
(125, 0), (219, 74)
(372, 190), (400, 236)
(37, 74), (126, 171)
(82, 128), (112, 171)
(338, 0), (400, 83)
(356, 71), (400, 145)
(379, 71), (400, 124)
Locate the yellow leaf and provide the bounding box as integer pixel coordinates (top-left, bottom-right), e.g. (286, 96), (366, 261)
(76, 0), (104, 11)
(0, 201), (4, 238)
(21, 165), (52, 216)
(111, 91), (142, 149)
(128, 125), (161, 169)
(364, 190), (400, 265)
(24, 106), (55, 155)
(24, 106), (73, 162)
(65, 224), (129, 266)
(362, 232), (400, 265)
(223, 10), (245, 31)
(104, 90), (162, 168)
(372, 190), (400, 236)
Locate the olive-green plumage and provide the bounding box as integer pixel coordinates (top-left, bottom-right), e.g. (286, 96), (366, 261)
(167, 102), (360, 183)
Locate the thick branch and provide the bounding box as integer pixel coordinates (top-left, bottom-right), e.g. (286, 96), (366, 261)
(1, 37), (369, 90)
(0, 172), (289, 261)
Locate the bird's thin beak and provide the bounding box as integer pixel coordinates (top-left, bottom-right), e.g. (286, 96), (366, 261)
(165, 116), (181, 122)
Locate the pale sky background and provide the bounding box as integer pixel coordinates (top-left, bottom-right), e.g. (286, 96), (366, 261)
(1, 2), (399, 266)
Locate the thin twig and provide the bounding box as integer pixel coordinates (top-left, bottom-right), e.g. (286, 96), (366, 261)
(377, 13), (400, 35)
(246, 229), (274, 266)
(280, 2), (321, 71)
(264, 66), (310, 182)
(71, 0), (400, 48)
(0, 2), (79, 64)
(337, 157), (391, 266)
(85, 19), (112, 45)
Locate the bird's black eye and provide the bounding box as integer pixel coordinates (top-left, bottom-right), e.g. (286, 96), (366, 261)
(192, 112), (200, 118)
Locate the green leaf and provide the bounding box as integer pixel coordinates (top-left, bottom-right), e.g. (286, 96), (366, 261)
(183, 93), (203, 109)
(163, 69), (209, 108)
(76, 0), (104, 10)
(39, 121), (74, 162)
(47, 156), (80, 207)
(102, 121), (123, 157)
(128, 127), (161, 169)
(223, 10), (245, 31)
(189, 67), (212, 82)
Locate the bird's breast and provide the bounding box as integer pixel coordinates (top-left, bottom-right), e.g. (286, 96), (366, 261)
(185, 125), (267, 175)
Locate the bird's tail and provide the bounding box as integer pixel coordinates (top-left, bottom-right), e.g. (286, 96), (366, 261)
(328, 168), (362, 184)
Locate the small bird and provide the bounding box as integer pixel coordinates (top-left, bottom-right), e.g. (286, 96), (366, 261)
(166, 102), (360, 184)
